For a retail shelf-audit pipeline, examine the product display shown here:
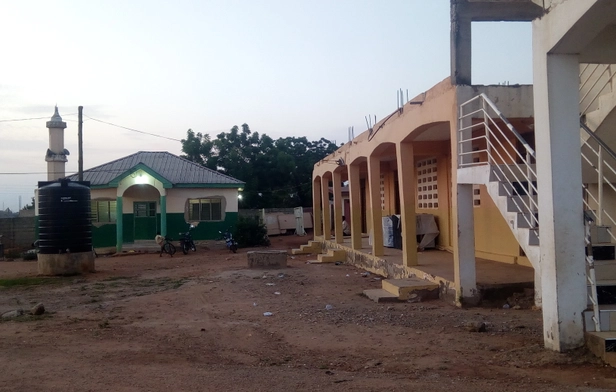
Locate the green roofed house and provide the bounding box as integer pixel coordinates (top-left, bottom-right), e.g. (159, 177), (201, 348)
(67, 151), (244, 251)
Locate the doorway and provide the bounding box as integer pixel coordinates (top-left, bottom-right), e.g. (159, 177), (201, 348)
(133, 201), (157, 240)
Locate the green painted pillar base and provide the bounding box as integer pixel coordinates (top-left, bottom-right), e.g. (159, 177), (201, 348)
(116, 196), (123, 253)
(160, 195), (167, 237)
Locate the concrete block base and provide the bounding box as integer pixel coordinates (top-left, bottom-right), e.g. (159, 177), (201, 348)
(291, 240), (322, 255)
(317, 249), (346, 263)
(37, 252), (95, 276)
(382, 278), (439, 301)
(247, 250), (288, 269)
(586, 331), (616, 367)
(363, 289), (399, 303)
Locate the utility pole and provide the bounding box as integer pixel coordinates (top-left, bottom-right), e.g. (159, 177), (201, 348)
(78, 106), (83, 181)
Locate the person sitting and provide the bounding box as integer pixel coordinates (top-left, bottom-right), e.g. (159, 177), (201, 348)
(341, 217), (351, 236)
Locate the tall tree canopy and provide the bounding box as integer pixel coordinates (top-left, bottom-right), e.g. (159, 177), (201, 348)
(180, 124), (338, 209)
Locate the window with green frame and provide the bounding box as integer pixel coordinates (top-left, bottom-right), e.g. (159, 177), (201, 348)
(188, 198), (223, 221)
(91, 200), (117, 223)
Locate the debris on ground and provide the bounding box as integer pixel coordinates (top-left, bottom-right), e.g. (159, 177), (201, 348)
(30, 303), (45, 315)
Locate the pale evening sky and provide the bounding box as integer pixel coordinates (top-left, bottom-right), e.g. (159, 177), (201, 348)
(0, 0), (532, 212)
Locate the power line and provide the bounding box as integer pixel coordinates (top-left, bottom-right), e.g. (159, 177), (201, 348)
(0, 113), (78, 123)
(84, 115), (182, 142)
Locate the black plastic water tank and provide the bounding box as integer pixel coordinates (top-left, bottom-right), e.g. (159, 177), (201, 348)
(38, 180), (92, 254)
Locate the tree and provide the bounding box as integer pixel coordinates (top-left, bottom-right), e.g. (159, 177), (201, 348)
(180, 129), (213, 166)
(22, 196), (35, 211)
(180, 125), (339, 209)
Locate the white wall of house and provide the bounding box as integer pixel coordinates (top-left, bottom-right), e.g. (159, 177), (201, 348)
(166, 188), (239, 213)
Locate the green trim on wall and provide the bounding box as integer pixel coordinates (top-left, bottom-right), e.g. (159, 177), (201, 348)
(160, 195), (167, 236)
(174, 183), (244, 188)
(123, 214), (134, 243)
(93, 223), (117, 248)
(116, 196), (123, 252)
(91, 212), (239, 248)
(166, 212), (238, 240)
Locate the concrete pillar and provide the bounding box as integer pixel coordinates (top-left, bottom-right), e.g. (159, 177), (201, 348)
(453, 86), (478, 305)
(313, 178), (323, 237)
(450, 2), (472, 85)
(321, 175), (332, 240)
(533, 49), (586, 351)
(396, 142), (418, 267)
(348, 163), (363, 250)
(160, 195), (167, 237)
(368, 155), (384, 257)
(453, 184), (477, 305)
(332, 171), (344, 244)
(115, 196), (123, 253)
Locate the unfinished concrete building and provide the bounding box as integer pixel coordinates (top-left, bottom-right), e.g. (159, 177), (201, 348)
(302, 0), (616, 362)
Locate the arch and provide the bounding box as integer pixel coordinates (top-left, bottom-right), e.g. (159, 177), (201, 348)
(370, 142), (396, 160)
(116, 168), (166, 197)
(115, 172), (167, 252)
(349, 156), (367, 166)
(401, 121), (451, 143)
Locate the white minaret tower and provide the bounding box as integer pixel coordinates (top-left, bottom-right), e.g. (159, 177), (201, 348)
(45, 106), (69, 181)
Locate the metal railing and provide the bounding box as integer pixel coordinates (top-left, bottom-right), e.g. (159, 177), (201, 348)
(585, 211), (601, 332)
(458, 93), (539, 229)
(580, 64), (616, 117)
(581, 121), (616, 244)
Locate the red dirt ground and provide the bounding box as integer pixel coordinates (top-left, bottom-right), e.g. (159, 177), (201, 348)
(1, 234), (616, 392)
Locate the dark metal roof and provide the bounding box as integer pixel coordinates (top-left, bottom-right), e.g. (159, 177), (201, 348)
(67, 151), (244, 187)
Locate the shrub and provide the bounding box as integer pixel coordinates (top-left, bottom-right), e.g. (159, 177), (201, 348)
(234, 216), (270, 248)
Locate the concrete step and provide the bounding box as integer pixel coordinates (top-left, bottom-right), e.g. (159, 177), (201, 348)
(517, 212), (538, 229)
(363, 289), (399, 303)
(291, 240), (322, 255)
(595, 260), (616, 280)
(507, 195), (538, 213)
(591, 226), (613, 244)
(498, 182), (513, 197)
(586, 331), (616, 367)
(316, 249), (346, 263)
(528, 228), (540, 246)
(381, 278), (439, 301)
(584, 305), (616, 332)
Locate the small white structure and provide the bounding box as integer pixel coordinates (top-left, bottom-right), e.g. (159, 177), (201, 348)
(45, 107), (69, 181)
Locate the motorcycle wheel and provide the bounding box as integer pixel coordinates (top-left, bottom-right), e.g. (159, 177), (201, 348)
(191, 243), (196, 252)
(230, 244), (238, 253)
(182, 242), (189, 255)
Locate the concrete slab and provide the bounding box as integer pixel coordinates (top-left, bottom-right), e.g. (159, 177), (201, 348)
(586, 331), (616, 367)
(247, 250), (287, 269)
(363, 289), (399, 303)
(382, 278), (439, 301)
(321, 237), (535, 286)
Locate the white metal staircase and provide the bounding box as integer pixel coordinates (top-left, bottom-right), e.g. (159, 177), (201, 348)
(457, 93), (541, 271)
(457, 65), (616, 362)
(457, 93), (616, 331)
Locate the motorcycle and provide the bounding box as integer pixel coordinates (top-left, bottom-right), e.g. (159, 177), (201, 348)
(179, 224), (197, 255)
(219, 229), (238, 253)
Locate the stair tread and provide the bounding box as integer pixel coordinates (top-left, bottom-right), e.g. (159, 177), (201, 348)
(363, 289), (399, 303)
(586, 331), (616, 339)
(585, 304), (616, 311)
(382, 278), (438, 290)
